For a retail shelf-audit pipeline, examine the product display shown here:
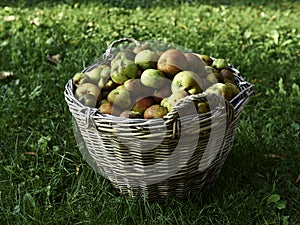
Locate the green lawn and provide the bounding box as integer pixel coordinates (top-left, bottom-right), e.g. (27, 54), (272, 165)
(0, 0), (299, 224)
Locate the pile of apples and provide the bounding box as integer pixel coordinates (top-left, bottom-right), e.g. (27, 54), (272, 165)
(73, 44), (240, 119)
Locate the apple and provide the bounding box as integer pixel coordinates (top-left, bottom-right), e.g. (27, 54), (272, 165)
(144, 105), (168, 119)
(197, 102), (210, 114)
(110, 58), (139, 84)
(220, 68), (234, 81)
(75, 82), (102, 102)
(171, 71), (203, 95)
(201, 78), (213, 90)
(199, 55), (213, 66)
(205, 83), (232, 101)
(132, 97), (155, 114)
(133, 43), (152, 54)
(157, 49), (187, 76)
(85, 64), (108, 84)
(225, 82), (240, 98)
(185, 53), (207, 77)
(141, 69), (165, 89)
(107, 88), (132, 109)
(204, 66), (218, 75)
(212, 58), (229, 70)
(206, 72), (223, 84)
(119, 110), (143, 118)
(134, 49), (159, 70)
(161, 91), (188, 112)
(73, 73), (93, 87)
(153, 84), (172, 103)
(124, 78), (143, 94)
(98, 102), (122, 116)
(114, 49), (136, 61)
(78, 93), (99, 108)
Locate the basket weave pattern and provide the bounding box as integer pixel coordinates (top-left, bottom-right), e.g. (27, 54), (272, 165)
(65, 60), (252, 200)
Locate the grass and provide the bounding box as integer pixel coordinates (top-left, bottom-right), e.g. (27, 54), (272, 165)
(0, 0), (299, 224)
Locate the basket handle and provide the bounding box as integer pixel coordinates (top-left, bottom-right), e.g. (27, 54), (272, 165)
(103, 38), (141, 60)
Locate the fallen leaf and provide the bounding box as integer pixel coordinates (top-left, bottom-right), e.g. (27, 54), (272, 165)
(76, 165), (80, 176)
(0, 71), (13, 80)
(263, 153), (286, 160)
(4, 15), (15, 22)
(24, 152), (38, 156)
(30, 17), (40, 26)
(296, 175), (300, 184)
(47, 54), (63, 64)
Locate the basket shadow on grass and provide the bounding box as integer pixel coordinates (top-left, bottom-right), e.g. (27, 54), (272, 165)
(2, 0), (299, 10)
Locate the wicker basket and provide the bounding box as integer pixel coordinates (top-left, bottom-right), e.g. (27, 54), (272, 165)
(64, 38), (253, 200)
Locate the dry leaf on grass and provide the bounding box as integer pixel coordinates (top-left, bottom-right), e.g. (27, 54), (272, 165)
(47, 54), (63, 64)
(24, 152), (38, 156)
(296, 174), (300, 184)
(263, 153), (286, 160)
(76, 165), (80, 176)
(0, 71), (13, 80)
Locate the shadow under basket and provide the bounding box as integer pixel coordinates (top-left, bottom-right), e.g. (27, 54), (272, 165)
(64, 45), (253, 201)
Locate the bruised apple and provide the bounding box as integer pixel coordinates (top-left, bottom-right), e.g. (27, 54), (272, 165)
(98, 102), (122, 116)
(78, 93), (99, 108)
(185, 53), (206, 77)
(124, 78), (143, 93)
(132, 97), (155, 114)
(73, 73), (93, 87)
(144, 105), (168, 119)
(75, 83), (101, 101)
(157, 49), (187, 76)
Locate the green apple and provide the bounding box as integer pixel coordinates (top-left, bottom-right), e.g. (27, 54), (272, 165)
(132, 97), (155, 114)
(75, 82), (102, 101)
(73, 73), (93, 87)
(78, 93), (99, 108)
(206, 72), (223, 84)
(134, 49), (159, 70)
(171, 71), (203, 95)
(157, 49), (187, 76)
(133, 43), (152, 54)
(185, 53), (207, 77)
(85, 64), (108, 84)
(205, 83), (232, 100)
(114, 49), (136, 61)
(97, 66), (118, 91)
(144, 105), (168, 119)
(110, 58), (139, 84)
(199, 55), (213, 66)
(107, 88), (131, 109)
(197, 101), (210, 114)
(225, 82), (240, 98)
(212, 58), (229, 70)
(119, 110), (143, 118)
(161, 91), (188, 112)
(204, 66), (218, 75)
(141, 69), (165, 89)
